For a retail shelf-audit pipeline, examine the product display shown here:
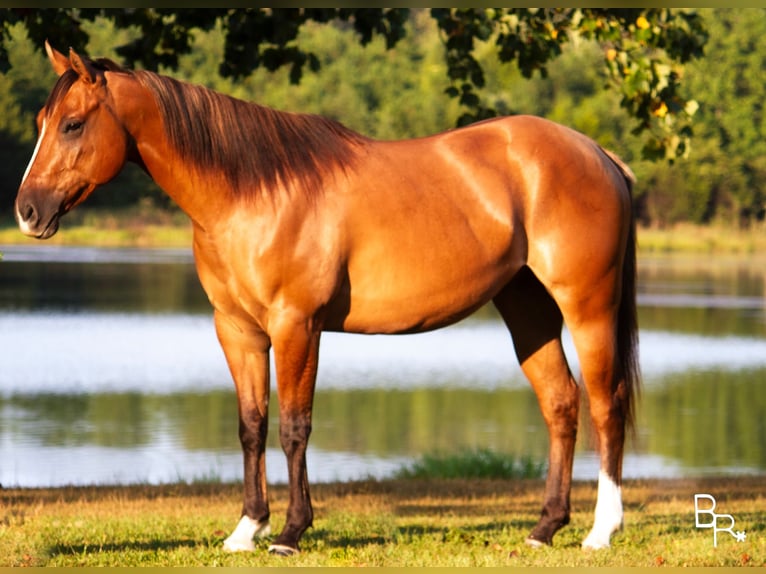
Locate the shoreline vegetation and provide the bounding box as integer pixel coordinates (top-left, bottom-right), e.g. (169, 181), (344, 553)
(1, 475), (762, 566)
(0, 208), (765, 255)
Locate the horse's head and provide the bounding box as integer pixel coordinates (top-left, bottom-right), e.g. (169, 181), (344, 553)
(15, 42), (130, 239)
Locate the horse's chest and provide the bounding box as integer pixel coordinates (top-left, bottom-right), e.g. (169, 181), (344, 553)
(193, 237), (273, 329)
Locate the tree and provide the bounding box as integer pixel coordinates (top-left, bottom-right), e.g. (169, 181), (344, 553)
(677, 9), (766, 225)
(0, 8), (707, 160)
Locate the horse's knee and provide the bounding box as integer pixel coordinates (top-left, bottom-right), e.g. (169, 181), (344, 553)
(279, 416), (312, 455)
(239, 410), (268, 451)
(548, 385), (579, 423)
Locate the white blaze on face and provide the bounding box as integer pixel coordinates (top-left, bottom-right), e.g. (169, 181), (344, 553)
(16, 118), (47, 235)
(582, 469), (623, 550)
(20, 118), (47, 189)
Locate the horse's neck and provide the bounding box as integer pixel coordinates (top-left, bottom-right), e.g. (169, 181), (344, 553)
(112, 75), (228, 230)
(135, 139), (224, 229)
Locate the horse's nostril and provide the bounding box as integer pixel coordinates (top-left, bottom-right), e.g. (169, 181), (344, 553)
(20, 203), (35, 222)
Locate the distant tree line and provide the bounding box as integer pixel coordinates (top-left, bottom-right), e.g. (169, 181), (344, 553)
(0, 8), (763, 228)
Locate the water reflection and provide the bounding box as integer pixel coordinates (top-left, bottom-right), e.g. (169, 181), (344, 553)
(637, 255), (765, 338)
(640, 368), (766, 471)
(0, 245), (764, 487)
(2, 312), (765, 395)
(0, 246), (206, 314)
(2, 371), (764, 487)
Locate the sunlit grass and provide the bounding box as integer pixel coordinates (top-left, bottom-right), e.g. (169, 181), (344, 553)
(1, 477), (762, 566)
(638, 222), (766, 254)
(0, 205), (193, 248)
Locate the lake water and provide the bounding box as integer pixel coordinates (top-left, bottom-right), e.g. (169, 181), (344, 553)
(0, 245), (764, 487)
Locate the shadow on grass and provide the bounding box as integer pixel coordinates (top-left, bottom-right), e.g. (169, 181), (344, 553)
(306, 518), (559, 552)
(307, 523), (446, 550)
(48, 537), (201, 558)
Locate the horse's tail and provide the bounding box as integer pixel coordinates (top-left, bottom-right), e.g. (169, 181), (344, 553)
(604, 148), (641, 435)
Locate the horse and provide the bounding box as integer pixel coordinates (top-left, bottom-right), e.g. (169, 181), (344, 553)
(15, 42), (639, 554)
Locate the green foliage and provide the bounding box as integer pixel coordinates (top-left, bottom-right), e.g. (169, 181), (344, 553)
(675, 9), (766, 226)
(213, 11), (461, 140)
(395, 448), (545, 480)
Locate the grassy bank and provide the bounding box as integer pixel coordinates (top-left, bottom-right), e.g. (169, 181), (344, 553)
(1, 476), (762, 567)
(1, 208), (765, 254)
(638, 222), (766, 255)
(0, 206), (193, 249)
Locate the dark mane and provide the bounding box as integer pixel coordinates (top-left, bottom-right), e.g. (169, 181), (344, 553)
(133, 69), (369, 199)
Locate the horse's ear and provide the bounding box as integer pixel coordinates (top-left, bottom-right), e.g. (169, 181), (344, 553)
(45, 40), (71, 77)
(69, 48), (99, 85)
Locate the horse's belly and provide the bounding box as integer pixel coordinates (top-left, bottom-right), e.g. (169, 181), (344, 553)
(332, 185), (524, 333)
(334, 244), (520, 334)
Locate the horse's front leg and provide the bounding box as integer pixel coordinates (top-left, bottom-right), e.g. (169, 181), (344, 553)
(268, 315), (321, 556)
(215, 311), (273, 552)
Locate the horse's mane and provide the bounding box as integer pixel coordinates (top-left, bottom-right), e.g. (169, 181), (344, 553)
(47, 57), (369, 199)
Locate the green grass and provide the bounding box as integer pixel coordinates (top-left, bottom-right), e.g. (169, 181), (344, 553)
(0, 205), (193, 248)
(637, 222), (766, 254)
(1, 477), (762, 566)
(395, 448), (545, 480)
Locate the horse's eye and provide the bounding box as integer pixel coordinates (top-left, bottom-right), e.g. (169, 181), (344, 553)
(62, 120), (84, 135)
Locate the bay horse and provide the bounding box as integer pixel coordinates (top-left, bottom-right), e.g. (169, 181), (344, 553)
(15, 42), (639, 554)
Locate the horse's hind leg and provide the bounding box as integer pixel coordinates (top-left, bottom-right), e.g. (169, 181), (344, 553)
(493, 267), (579, 546)
(556, 277), (628, 550)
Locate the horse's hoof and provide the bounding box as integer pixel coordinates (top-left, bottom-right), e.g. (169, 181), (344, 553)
(524, 536), (547, 549)
(582, 520), (621, 550)
(223, 538), (255, 552)
(268, 544), (299, 556)
(581, 535), (611, 550)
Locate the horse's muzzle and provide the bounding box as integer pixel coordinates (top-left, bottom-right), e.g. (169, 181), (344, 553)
(15, 196), (60, 239)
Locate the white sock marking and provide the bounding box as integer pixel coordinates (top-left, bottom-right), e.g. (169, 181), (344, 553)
(582, 469), (623, 550)
(223, 515), (271, 552)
